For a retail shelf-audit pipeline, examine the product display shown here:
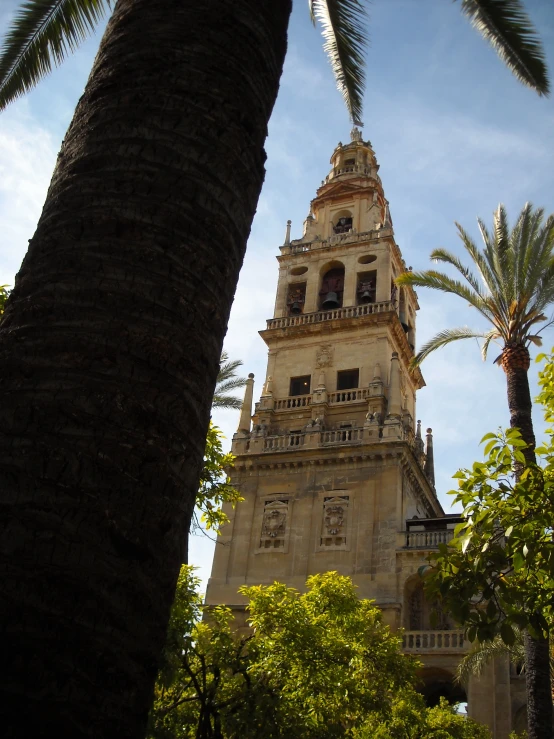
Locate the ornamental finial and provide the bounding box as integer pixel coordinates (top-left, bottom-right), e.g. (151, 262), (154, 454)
(350, 125), (363, 142)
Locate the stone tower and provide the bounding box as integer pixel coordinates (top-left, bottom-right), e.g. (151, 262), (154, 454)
(205, 128), (522, 738)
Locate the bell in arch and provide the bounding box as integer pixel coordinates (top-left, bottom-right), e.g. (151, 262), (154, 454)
(321, 291), (340, 309)
(290, 301), (302, 315)
(359, 289), (373, 303)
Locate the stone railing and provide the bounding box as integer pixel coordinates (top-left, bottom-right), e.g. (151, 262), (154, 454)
(262, 428), (365, 452)
(290, 243), (311, 254)
(266, 301), (394, 330)
(328, 388), (371, 404)
(274, 394), (312, 410)
(263, 433), (305, 451)
(331, 164), (372, 177)
(320, 428), (364, 444)
(405, 530), (454, 549)
(283, 227), (392, 255)
(402, 630), (466, 652)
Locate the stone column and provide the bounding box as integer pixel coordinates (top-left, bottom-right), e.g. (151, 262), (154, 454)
(237, 373), (255, 433)
(284, 219), (291, 245)
(387, 352), (402, 417)
(424, 428), (435, 487)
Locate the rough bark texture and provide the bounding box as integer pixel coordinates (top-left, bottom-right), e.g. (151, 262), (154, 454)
(505, 363), (553, 739)
(0, 0), (291, 736)
(506, 363), (536, 464)
(524, 631), (553, 739)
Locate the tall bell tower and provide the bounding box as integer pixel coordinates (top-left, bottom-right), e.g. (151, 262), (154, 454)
(205, 128), (518, 738)
(206, 127), (442, 619)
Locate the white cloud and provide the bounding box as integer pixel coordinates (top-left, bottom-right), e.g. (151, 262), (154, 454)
(0, 106), (58, 284)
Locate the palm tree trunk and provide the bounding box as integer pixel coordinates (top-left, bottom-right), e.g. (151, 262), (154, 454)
(0, 0), (291, 736)
(506, 364), (536, 464)
(505, 363), (553, 739)
(524, 631), (553, 739)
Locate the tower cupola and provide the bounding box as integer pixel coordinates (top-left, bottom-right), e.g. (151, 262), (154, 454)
(326, 126), (379, 185)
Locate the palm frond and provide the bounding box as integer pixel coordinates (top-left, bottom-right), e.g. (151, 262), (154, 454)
(481, 329), (500, 361)
(454, 223), (501, 298)
(309, 0), (367, 125)
(456, 631), (525, 686)
(429, 248), (485, 298)
(411, 327), (488, 368)
(212, 351), (247, 412)
(217, 351), (245, 385)
(409, 204), (554, 367)
(457, 0), (549, 96)
(396, 270), (494, 323)
(212, 395), (243, 411)
(492, 204), (513, 302)
(0, 0), (111, 112)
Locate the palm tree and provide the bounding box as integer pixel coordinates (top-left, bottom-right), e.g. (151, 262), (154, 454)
(396, 202), (554, 739)
(213, 352), (247, 411)
(0, 2), (548, 737)
(0, 3), (366, 737)
(0, 0), (549, 110)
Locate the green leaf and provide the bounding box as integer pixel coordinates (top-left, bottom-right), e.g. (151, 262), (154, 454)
(480, 432), (498, 443)
(500, 621), (516, 646)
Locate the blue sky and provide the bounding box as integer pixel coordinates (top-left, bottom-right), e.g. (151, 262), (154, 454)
(1, 1), (554, 587)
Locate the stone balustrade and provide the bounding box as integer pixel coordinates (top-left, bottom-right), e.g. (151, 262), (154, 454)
(328, 388), (371, 404)
(282, 227), (393, 256)
(263, 433), (305, 451)
(274, 395), (312, 410)
(402, 630), (466, 652)
(266, 301), (394, 330)
(254, 421), (424, 454)
(320, 428), (364, 444)
(405, 529), (454, 549)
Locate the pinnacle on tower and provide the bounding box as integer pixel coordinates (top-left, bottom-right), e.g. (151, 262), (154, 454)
(424, 428), (435, 487)
(237, 373), (255, 433)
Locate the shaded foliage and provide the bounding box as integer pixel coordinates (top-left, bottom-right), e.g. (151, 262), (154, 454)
(148, 572), (490, 738)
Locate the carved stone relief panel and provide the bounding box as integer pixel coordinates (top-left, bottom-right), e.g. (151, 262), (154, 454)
(259, 499), (289, 550)
(316, 345), (334, 369)
(320, 495), (349, 548)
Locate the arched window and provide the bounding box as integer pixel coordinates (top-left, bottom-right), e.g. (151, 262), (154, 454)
(319, 267), (344, 310)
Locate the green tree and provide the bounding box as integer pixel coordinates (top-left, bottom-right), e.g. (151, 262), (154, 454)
(0, 2), (548, 736)
(148, 571), (490, 739)
(194, 423), (242, 534)
(396, 203), (554, 738)
(212, 352), (247, 411)
(424, 426), (554, 738)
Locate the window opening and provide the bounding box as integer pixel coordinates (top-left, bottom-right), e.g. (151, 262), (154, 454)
(290, 375), (311, 396)
(357, 270), (377, 304)
(319, 267), (344, 310)
(287, 282), (306, 315)
(333, 216), (352, 234)
(337, 369), (359, 391)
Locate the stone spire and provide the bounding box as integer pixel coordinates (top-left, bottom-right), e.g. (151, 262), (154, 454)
(237, 373), (255, 433)
(415, 420), (424, 455)
(350, 125), (363, 142)
(387, 352), (402, 417)
(424, 428), (435, 487)
(284, 219), (291, 245)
